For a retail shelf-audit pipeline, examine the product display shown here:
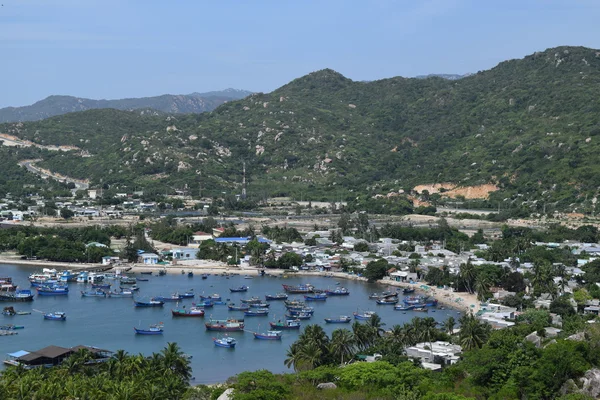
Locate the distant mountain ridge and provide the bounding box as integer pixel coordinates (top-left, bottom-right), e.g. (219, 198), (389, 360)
(0, 89), (253, 123)
(415, 73), (470, 80)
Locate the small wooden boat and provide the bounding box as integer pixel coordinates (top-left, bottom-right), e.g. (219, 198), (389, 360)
(91, 283), (111, 289)
(120, 285), (139, 291)
(188, 271), (194, 278)
(249, 302), (269, 308)
(152, 294), (183, 302)
(368, 291), (393, 299)
(158, 270), (167, 276)
(324, 316), (352, 323)
(44, 311), (66, 321)
(244, 275), (253, 280)
(140, 271), (153, 275)
(214, 336), (236, 348)
(134, 300), (164, 307)
(36, 286), (69, 296)
(304, 294), (327, 301)
(265, 293), (288, 301)
(171, 306), (205, 317)
(376, 298), (399, 305)
(287, 308), (314, 315)
(194, 301), (214, 308)
(394, 305), (415, 311)
(325, 287), (350, 296)
(244, 308), (269, 316)
(136, 278), (149, 282)
(199, 294), (221, 301)
(0, 324), (24, 330)
(81, 290), (107, 297)
(108, 290), (133, 298)
(180, 291), (195, 299)
(269, 319), (301, 330)
(353, 311), (376, 320)
(402, 288), (415, 294)
(284, 300), (306, 308)
(240, 297), (261, 304)
(254, 330), (282, 340)
(413, 307), (429, 312)
(2, 307), (16, 316)
(285, 312), (311, 320)
(120, 277), (137, 285)
(134, 323), (164, 335)
(205, 318), (245, 332)
(227, 303), (250, 311)
(201, 274), (208, 280)
(229, 286), (249, 293)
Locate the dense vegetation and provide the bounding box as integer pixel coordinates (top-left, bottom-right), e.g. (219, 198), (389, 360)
(1, 46), (600, 212)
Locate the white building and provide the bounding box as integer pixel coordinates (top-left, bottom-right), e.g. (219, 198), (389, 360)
(405, 341), (462, 370)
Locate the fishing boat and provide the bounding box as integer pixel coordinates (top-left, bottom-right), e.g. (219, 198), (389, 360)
(205, 318), (245, 332)
(376, 297), (399, 305)
(180, 291), (195, 299)
(325, 287), (350, 296)
(120, 285), (139, 291)
(81, 290), (107, 297)
(58, 270), (77, 283)
(244, 275), (253, 280)
(254, 330), (282, 340)
(394, 305), (415, 311)
(227, 303), (250, 311)
(2, 307), (30, 315)
(152, 294), (183, 302)
(402, 288), (415, 294)
(188, 271), (194, 277)
(282, 284), (314, 294)
(199, 294), (221, 301)
(213, 336), (236, 348)
(134, 300), (164, 307)
(134, 323), (164, 335)
(244, 308), (269, 316)
(269, 319), (301, 330)
(368, 291), (393, 299)
(403, 295), (429, 305)
(413, 307), (428, 312)
(44, 312), (66, 321)
(304, 293), (327, 301)
(284, 300), (306, 308)
(194, 301), (214, 308)
(285, 312), (311, 320)
(249, 302), (269, 308)
(0, 324), (24, 330)
(120, 277), (137, 285)
(201, 274), (208, 280)
(136, 277), (149, 282)
(229, 286), (249, 293)
(0, 278), (17, 292)
(265, 293), (288, 301)
(287, 308), (314, 315)
(107, 290), (133, 298)
(140, 271), (153, 275)
(171, 306), (205, 317)
(353, 311), (376, 320)
(91, 283), (111, 289)
(240, 297), (261, 304)
(0, 289), (34, 302)
(36, 285), (69, 296)
(324, 316), (352, 323)
(158, 270), (167, 276)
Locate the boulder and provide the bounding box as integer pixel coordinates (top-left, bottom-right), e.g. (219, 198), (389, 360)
(217, 388), (234, 400)
(317, 382), (337, 390)
(560, 369), (600, 398)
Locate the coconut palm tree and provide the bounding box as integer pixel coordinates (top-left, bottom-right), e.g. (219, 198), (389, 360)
(458, 313), (491, 350)
(160, 342), (192, 381)
(459, 261), (477, 294)
(475, 275), (492, 302)
(329, 328), (356, 365)
(352, 321), (372, 351)
(442, 316), (456, 335)
(298, 341), (323, 371)
(366, 313), (386, 337)
(284, 342), (304, 372)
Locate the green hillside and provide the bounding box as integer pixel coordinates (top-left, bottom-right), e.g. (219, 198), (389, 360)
(1, 46), (599, 212)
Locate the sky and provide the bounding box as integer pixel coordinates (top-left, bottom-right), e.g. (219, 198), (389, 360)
(0, 0), (598, 107)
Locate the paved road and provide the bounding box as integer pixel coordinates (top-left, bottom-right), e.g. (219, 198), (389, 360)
(19, 160), (89, 190)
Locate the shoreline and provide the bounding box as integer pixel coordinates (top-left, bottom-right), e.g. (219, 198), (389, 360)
(0, 257), (475, 314)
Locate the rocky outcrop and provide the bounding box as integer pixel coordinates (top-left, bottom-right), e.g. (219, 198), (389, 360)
(317, 382), (337, 390)
(561, 369), (600, 398)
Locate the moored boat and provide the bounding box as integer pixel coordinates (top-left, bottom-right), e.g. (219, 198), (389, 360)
(325, 287), (350, 296)
(158, 270), (167, 276)
(285, 312), (311, 320)
(287, 308), (314, 315)
(152, 294), (183, 302)
(201, 274), (208, 280)
(140, 271), (153, 275)
(134, 323), (164, 335)
(134, 300), (164, 307)
(0, 290), (35, 302)
(413, 307), (429, 312)
(324, 316), (352, 323)
(265, 293), (288, 301)
(282, 284), (314, 294)
(205, 318), (245, 331)
(194, 301), (214, 308)
(240, 297), (261, 304)
(253, 330), (282, 340)
(0, 277), (18, 292)
(269, 319), (301, 330)
(353, 311), (376, 320)
(171, 306), (205, 317)
(394, 305), (415, 311)
(0, 324), (24, 330)
(199, 294), (221, 301)
(376, 298), (399, 305)
(188, 271), (194, 278)
(120, 277), (137, 285)
(402, 288), (415, 294)
(107, 290), (133, 298)
(44, 311), (66, 321)
(91, 283), (110, 289)
(249, 302), (269, 308)
(180, 291), (195, 299)
(81, 290), (107, 297)
(304, 293), (327, 301)
(121, 285), (139, 291)
(36, 285), (69, 296)
(227, 303), (250, 311)
(229, 286), (249, 293)
(244, 308), (269, 316)
(214, 336), (236, 348)
(3, 306), (30, 315)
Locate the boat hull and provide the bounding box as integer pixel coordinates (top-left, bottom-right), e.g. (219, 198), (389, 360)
(134, 328), (163, 335)
(134, 301), (164, 307)
(254, 333), (281, 340)
(269, 321), (301, 330)
(324, 318), (351, 323)
(214, 339), (236, 348)
(171, 309), (204, 317)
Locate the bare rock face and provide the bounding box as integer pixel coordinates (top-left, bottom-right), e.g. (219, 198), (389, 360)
(317, 382), (337, 390)
(561, 369), (600, 398)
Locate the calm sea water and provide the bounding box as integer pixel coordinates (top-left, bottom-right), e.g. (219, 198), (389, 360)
(0, 264), (461, 384)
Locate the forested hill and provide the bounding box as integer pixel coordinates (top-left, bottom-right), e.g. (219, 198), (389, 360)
(1, 46), (599, 212)
(0, 89), (253, 123)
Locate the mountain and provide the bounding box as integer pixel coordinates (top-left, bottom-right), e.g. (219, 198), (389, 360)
(0, 89), (253, 123)
(415, 73), (470, 80)
(1, 46), (599, 213)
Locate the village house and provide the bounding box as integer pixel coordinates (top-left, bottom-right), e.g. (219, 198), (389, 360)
(405, 341), (462, 371)
(139, 252), (160, 265)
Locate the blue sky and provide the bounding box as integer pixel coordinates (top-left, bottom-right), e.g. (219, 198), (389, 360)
(0, 0), (598, 107)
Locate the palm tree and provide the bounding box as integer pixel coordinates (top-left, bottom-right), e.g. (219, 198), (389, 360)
(160, 342), (192, 381)
(298, 341), (323, 370)
(458, 313), (491, 350)
(459, 261), (477, 294)
(442, 316), (456, 335)
(284, 342), (303, 372)
(352, 321), (372, 351)
(366, 313), (386, 337)
(299, 324), (330, 352)
(475, 275), (491, 302)
(329, 329), (356, 365)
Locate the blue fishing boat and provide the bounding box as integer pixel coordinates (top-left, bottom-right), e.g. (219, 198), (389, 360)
(199, 294), (221, 301)
(140, 271), (153, 275)
(120, 276), (137, 285)
(253, 330), (282, 340)
(0, 289), (34, 302)
(134, 323), (164, 335)
(180, 291), (195, 299)
(282, 284), (314, 294)
(304, 293), (327, 301)
(188, 271), (194, 278)
(152, 294), (183, 302)
(213, 336), (236, 348)
(171, 306), (205, 317)
(403, 296), (429, 305)
(36, 285), (69, 296)
(376, 297), (399, 305)
(120, 285), (139, 291)
(324, 316), (352, 323)
(287, 307), (314, 315)
(194, 301), (214, 308)
(284, 300), (306, 308)
(136, 277), (149, 282)
(353, 311), (376, 320)
(134, 300), (164, 307)
(91, 283), (111, 289)
(269, 319), (301, 330)
(0, 324), (24, 330)
(285, 312), (311, 320)
(244, 308), (269, 316)
(201, 274), (208, 280)
(265, 293), (288, 301)
(44, 311), (66, 321)
(227, 303), (250, 311)
(394, 305), (415, 311)
(249, 302), (269, 308)
(158, 270), (167, 276)
(58, 270), (77, 282)
(229, 286), (249, 293)
(325, 287), (350, 296)
(81, 290), (107, 297)
(240, 297), (261, 304)
(107, 290), (133, 298)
